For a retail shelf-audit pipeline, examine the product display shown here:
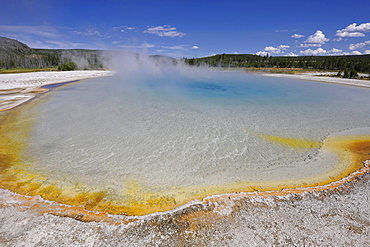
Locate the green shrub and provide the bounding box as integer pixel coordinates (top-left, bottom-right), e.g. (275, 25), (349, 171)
(343, 69), (349, 78)
(350, 69), (358, 78)
(58, 61), (77, 71)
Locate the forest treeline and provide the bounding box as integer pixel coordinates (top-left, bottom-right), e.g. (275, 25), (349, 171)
(2, 36), (370, 73)
(184, 54), (370, 73)
(0, 36), (108, 70)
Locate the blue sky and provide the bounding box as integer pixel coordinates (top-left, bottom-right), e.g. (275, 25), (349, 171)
(1, 0), (370, 58)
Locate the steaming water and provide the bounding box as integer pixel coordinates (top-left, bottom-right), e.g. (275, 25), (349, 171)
(19, 69), (370, 207)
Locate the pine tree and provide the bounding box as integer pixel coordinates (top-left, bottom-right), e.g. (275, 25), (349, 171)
(343, 69), (350, 78)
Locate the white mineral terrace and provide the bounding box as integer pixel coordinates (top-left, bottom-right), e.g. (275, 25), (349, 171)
(0, 70), (113, 111)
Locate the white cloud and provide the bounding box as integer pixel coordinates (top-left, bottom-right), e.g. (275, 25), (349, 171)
(160, 45), (199, 51)
(256, 51), (269, 56)
(300, 48), (327, 55)
(118, 43), (155, 49)
(343, 22), (370, 32)
(332, 37), (344, 42)
(299, 48), (362, 56)
(275, 29), (288, 32)
(285, 52), (298, 57)
(163, 45), (186, 50)
(336, 22), (370, 37)
(73, 29), (102, 36)
(365, 50), (370, 54)
(0, 25), (61, 39)
(303, 30), (329, 45)
(0, 25), (97, 49)
(140, 43), (155, 48)
(335, 51), (365, 56)
(298, 43), (322, 48)
(278, 45), (290, 49)
(112, 26), (136, 32)
(119, 26), (136, 32)
(335, 31), (365, 37)
(143, 25), (185, 38)
(330, 48), (342, 53)
(291, 34), (304, 38)
(349, 40), (370, 50)
(44, 40), (84, 49)
(326, 48), (344, 55)
(264, 46), (281, 52)
(256, 45), (290, 55)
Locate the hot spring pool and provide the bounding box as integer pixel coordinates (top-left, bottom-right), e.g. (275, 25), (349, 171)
(1, 69), (370, 215)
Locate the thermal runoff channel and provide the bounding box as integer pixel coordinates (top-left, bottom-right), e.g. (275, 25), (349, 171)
(1, 57), (370, 216)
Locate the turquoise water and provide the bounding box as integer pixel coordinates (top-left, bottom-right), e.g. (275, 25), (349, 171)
(22, 69), (370, 195)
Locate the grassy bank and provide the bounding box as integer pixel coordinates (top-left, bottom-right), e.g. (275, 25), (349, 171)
(0, 67), (59, 74)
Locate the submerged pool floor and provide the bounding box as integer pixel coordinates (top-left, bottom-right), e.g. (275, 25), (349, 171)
(1, 70), (370, 216)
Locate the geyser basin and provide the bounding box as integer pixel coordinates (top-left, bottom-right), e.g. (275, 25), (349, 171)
(1, 69), (370, 216)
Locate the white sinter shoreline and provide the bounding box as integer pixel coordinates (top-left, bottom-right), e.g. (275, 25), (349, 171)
(0, 70), (113, 111)
(261, 72), (370, 88)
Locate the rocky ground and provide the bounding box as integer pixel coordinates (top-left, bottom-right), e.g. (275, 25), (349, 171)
(0, 172), (369, 246)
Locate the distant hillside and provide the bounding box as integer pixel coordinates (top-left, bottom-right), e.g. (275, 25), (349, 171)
(0, 37), (108, 70)
(184, 53), (370, 73)
(0, 36), (32, 54)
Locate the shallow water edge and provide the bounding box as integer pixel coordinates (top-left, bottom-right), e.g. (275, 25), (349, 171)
(1, 72), (370, 218)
